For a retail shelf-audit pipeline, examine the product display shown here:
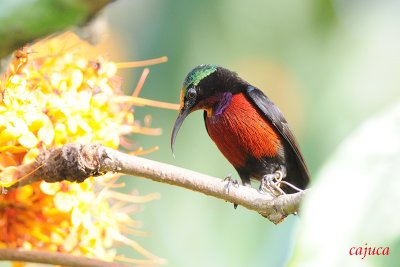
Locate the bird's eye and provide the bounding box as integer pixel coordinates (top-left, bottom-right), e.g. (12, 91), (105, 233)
(187, 88), (197, 100)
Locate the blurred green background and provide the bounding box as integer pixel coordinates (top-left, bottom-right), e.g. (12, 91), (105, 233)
(1, 0), (400, 266)
(100, 0), (400, 267)
(100, 0), (400, 266)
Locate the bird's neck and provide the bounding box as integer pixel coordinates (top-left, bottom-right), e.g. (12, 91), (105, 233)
(201, 78), (249, 117)
(204, 92), (233, 117)
(213, 92), (233, 116)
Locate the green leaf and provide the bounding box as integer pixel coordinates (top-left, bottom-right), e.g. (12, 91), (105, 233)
(0, 0), (112, 58)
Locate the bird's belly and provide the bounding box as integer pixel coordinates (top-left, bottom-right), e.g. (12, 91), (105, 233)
(205, 93), (283, 169)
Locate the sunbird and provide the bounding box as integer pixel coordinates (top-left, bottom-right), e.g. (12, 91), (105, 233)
(171, 64), (309, 195)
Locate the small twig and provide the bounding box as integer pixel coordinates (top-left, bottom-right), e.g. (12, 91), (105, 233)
(0, 249), (132, 267)
(3, 143), (308, 224)
(115, 56), (168, 69)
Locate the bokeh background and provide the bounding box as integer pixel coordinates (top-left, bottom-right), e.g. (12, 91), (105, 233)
(100, 0), (400, 266)
(2, 0), (400, 266)
(102, 0), (400, 267)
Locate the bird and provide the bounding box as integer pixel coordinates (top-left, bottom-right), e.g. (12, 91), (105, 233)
(171, 64), (310, 195)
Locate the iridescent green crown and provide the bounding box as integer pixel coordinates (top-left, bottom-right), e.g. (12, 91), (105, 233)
(183, 64), (218, 90)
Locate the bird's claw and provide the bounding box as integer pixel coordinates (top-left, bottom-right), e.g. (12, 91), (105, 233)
(259, 170), (286, 196)
(223, 174), (239, 209)
(223, 174), (239, 194)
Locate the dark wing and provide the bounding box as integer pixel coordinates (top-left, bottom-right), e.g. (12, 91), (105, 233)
(244, 86), (310, 184)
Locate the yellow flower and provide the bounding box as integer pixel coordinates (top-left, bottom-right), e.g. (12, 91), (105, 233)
(0, 32), (169, 266)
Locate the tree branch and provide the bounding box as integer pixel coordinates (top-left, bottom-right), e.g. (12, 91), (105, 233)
(0, 248), (132, 267)
(3, 143), (307, 224)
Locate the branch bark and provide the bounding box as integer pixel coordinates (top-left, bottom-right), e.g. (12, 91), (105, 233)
(0, 249), (132, 267)
(4, 143), (307, 224)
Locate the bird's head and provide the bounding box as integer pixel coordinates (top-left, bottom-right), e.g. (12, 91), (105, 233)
(171, 64), (245, 153)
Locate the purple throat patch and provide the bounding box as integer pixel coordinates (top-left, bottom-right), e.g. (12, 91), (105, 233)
(214, 92), (233, 116)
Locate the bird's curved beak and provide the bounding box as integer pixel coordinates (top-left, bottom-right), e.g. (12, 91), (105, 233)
(171, 107), (191, 155)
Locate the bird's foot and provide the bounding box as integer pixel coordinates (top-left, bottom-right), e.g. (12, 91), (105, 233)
(223, 174), (239, 209)
(273, 166), (304, 193)
(259, 166), (304, 196)
(259, 170), (286, 196)
(223, 174), (239, 194)
(277, 180), (305, 193)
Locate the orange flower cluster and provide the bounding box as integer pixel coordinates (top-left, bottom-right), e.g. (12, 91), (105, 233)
(0, 32), (168, 265)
